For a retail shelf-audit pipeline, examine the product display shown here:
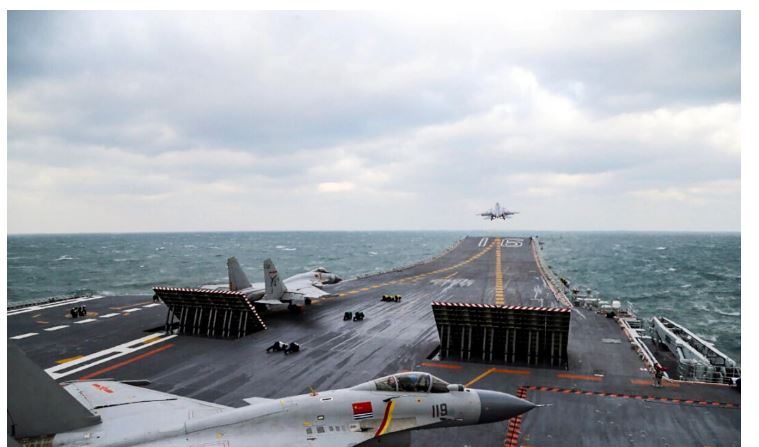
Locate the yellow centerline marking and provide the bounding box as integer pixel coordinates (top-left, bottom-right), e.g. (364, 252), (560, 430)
(557, 373), (603, 382)
(465, 367), (496, 387)
(630, 378), (680, 388)
(495, 238), (504, 305)
(56, 355), (84, 364)
(336, 241), (496, 296)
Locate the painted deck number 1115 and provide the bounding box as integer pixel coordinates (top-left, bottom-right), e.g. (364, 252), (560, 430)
(432, 403), (448, 418)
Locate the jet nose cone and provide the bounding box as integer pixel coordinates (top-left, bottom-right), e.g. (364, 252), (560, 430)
(476, 389), (536, 423)
(331, 275), (342, 283)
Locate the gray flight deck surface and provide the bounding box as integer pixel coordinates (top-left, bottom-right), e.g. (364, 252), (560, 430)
(8, 236), (740, 446)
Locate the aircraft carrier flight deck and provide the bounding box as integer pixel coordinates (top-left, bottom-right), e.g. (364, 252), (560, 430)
(8, 236), (741, 446)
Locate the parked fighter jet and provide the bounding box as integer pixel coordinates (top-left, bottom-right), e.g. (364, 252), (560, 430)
(202, 257), (342, 312)
(478, 202), (519, 220)
(8, 344), (536, 446)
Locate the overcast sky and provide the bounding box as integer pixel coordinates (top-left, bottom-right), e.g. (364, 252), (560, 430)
(7, 11), (741, 233)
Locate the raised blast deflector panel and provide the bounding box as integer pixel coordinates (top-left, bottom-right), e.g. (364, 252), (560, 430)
(7, 343), (101, 438)
(431, 302), (571, 367)
(153, 287), (267, 338)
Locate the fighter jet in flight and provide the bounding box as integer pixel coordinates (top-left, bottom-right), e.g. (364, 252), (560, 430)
(9, 344), (537, 447)
(478, 202), (519, 220)
(202, 257), (342, 311)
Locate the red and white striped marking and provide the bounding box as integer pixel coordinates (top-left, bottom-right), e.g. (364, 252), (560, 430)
(431, 301), (570, 312)
(153, 286), (245, 297)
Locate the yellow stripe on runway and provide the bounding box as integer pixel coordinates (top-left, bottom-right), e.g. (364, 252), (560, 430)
(495, 238), (504, 305)
(338, 242), (497, 297)
(465, 367), (496, 387)
(56, 355), (84, 364)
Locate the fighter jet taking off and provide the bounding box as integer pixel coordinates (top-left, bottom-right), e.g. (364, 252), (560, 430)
(8, 343), (537, 447)
(478, 202), (519, 220)
(202, 257), (342, 312)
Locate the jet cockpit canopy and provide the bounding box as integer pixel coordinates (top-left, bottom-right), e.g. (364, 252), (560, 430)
(351, 372), (452, 393)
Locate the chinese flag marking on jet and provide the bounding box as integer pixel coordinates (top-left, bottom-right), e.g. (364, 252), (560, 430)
(352, 401), (374, 420)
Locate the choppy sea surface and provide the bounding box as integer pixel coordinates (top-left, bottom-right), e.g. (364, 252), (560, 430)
(7, 231), (740, 363)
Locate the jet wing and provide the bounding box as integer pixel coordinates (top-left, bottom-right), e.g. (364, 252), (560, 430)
(283, 277), (332, 299)
(65, 380), (229, 414)
(54, 381), (232, 446)
(296, 285), (331, 299)
(243, 397), (276, 406)
(256, 298), (290, 306)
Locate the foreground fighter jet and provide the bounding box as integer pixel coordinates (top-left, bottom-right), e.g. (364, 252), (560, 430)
(9, 344), (536, 446)
(203, 257), (342, 311)
(478, 202), (519, 220)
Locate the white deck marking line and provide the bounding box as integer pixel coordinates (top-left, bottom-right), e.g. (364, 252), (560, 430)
(74, 318), (98, 324)
(99, 313), (120, 318)
(45, 333), (178, 380)
(572, 308), (587, 320)
(44, 325), (69, 331)
(7, 295), (105, 316)
(122, 308), (142, 313)
(142, 303), (162, 308)
(10, 332), (39, 340)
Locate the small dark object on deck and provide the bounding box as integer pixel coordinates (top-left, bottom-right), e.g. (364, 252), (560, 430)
(80, 305), (87, 317)
(353, 311), (365, 321)
(287, 304), (301, 313)
(284, 342), (300, 355)
(266, 341), (287, 353)
(653, 363), (666, 387)
(606, 311), (616, 318)
(70, 308), (78, 319)
(381, 294), (402, 302)
(343, 312), (353, 321)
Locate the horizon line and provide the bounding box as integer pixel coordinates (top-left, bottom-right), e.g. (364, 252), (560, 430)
(7, 228), (742, 236)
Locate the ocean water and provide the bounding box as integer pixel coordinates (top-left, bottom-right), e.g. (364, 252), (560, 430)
(538, 232), (741, 364)
(7, 231), (740, 363)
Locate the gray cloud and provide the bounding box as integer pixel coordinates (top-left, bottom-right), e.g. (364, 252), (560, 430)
(7, 11), (740, 233)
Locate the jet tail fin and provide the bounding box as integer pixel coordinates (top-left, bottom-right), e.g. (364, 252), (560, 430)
(227, 257), (252, 291)
(8, 343), (101, 439)
(263, 258), (287, 300)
